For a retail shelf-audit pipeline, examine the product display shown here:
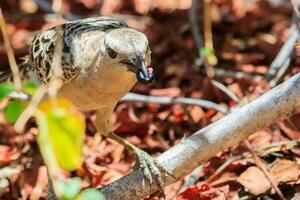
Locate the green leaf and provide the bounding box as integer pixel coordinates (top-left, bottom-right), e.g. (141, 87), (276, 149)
(4, 101), (25, 123)
(200, 47), (211, 58)
(59, 177), (82, 200)
(23, 81), (38, 95)
(37, 99), (85, 171)
(0, 83), (14, 101)
(77, 188), (106, 200)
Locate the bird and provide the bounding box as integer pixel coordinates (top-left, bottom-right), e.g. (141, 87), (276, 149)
(0, 16), (167, 195)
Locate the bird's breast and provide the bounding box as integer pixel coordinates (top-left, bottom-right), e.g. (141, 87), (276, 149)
(57, 64), (137, 110)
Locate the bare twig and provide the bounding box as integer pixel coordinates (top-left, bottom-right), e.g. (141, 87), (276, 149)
(189, 0), (204, 66)
(122, 92), (228, 114)
(244, 140), (286, 200)
(179, 165), (203, 193)
(291, 0), (300, 19)
(0, 9), (22, 91)
(212, 68), (263, 81)
(211, 79), (240, 102)
(99, 73), (300, 200)
(14, 85), (47, 133)
(266, 16), (299, 81)
(269, 57), (291, 87)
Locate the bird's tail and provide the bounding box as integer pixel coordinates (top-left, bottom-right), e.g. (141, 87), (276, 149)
(0, 60), (32, 83)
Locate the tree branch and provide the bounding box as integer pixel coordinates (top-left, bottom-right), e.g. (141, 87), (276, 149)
(122, 93), (228, 114)
(99, 73), (300, 200)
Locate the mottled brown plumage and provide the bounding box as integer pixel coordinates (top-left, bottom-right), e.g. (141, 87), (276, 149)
(29, 17), (128, 83)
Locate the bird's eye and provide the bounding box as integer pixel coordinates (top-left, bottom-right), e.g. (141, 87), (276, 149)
(107, 47), (117, 59)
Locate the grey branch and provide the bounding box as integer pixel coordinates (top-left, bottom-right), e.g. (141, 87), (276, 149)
(122, 93), (228, 114)
(266, 18), (299, 81)
(100, 73), (300, 200)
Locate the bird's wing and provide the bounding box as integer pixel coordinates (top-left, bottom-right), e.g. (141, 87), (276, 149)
(29, 17), (128, 84)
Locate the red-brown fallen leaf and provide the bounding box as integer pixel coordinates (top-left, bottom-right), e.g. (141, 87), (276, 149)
(211, 172), (237, 186)
(171, 104), (185, 124)
(190, 106), (205, 123)
(75, 0), (98, 9)
(150, 87), (181, 98)
(111, 145), (124, 164)
(270, 159), (300, 184)
(100, 0), (123, 15)
(0, 145), (20, 164)
(248, 130), (272, 149)
(227, 83), (244, 99)
(133, 0), (192, 14)
(11, 29), (31, 49)
(177, 187), (200, 200)
(290, 109), (300, 131)
(237, 166), (271, 195)
(277, 121), (300, 140)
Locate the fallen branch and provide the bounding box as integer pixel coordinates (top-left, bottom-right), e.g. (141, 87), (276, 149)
(100, 73), (300, 200)
(211, 79), (240, 102)
(122, 93), (228, 114)
(9, 91), (228, 114)
(208, 68), (263, 81)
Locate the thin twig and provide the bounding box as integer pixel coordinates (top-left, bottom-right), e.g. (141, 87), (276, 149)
(14, 85), (47, 133)
(269, 57), (291, 87)
(266, 16), (299, 81)
(244, 140), (286, 200)
(212, 68), (263, 81)
(189, 0), (204, 66)
(179, 165), (203, 193)
(0, 9), (22, 91)
(122, 92), (228, 114)
(211, 79), (240, 102)
(9, 91), (228, 114)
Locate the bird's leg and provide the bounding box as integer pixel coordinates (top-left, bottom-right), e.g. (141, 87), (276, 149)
(95, 106), (169, 196)
(105, 131), (166, 196)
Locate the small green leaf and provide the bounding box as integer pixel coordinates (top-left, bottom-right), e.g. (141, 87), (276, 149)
(59, 177), (82, 200)
(23, 81), (38, 95)
(4, 101), (24, 123)
(77, 188), (105, 200)
(200, 48), (211, 58)
(37, 99), (85, 171)
(0, 83), (14, 101)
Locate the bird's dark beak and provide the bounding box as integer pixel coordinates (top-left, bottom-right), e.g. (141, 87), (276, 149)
(135, 53), (154, 84)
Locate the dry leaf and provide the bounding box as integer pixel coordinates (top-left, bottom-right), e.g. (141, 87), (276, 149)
(248, 130), (272, 149)
(270, 159), (300, 184)
(237, 166), (271, 195)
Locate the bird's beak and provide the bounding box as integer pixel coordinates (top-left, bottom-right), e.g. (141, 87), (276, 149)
(135, 53), (154, 84)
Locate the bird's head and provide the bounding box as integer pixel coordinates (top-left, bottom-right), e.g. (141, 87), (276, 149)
(103, 28), (154, 84)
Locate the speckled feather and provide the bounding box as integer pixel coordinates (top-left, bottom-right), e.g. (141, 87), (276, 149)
(29, 17), (128, 84)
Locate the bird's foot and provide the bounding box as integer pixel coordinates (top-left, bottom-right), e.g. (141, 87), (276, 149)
(133, 149), (168, 198)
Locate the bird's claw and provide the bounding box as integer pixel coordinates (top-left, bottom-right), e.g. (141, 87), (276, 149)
(133, 149), (168, 198)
